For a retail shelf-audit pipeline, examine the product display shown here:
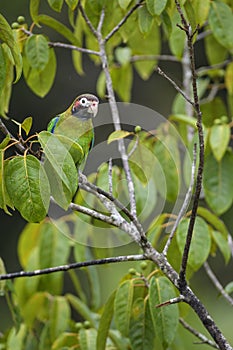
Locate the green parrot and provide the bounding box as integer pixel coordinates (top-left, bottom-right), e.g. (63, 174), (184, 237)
(47, 93), (99, 169)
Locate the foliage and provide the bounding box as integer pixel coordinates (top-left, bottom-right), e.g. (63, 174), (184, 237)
(0, 0), (233, 349)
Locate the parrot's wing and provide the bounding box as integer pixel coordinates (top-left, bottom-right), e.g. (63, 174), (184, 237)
(47, 116), (60, 133)
(89, 134), (94, 152)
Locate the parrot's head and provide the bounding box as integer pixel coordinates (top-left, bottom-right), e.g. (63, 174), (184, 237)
(71, 93), (99, 120)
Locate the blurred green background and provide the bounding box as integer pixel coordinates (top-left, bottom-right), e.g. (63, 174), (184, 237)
(0, 1), (233, 348)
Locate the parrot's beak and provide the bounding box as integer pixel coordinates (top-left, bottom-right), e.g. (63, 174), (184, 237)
(88, 101), (98, 117)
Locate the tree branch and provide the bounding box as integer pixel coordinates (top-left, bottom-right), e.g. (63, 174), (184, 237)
(155, 66), (195, 108)
(78, 174), (145, 238)
(204, 262), (233, 307)
(104, 0), (144, 43)
(131, 54), (180, 63)
(49, 41), (100, 56)
(179, 318), (219, 349)
(174, 0), (205, 287)
(0, 119), (26, 153)
(0, 254), (146, 281)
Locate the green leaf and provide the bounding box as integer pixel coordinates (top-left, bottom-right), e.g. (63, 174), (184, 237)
(25, 35), (49, 71)
(23, 47), (56, 98)
(79, 328), (97, 350)
(146, 0), (168, 15)
(6, 325), (27, 350)
(0, 150), (13, 214)
(49, 296), (71, 341)
(0, 13), (22, 82)
(72, 11), (84, 75)
(38, 131), (78, 209)
(153, 135), (180, 202)
(52, 332), (79, 349)
(96, 71), (106, 99)
(211, 230), (231, 264)
(138, 6), (154, 34)
(204, 34), (228, 66)
(197, 207), (228, 239)
(0, 134), (10, 149)
(225, 62), (233, 95)
(161, 10), (172, 38)
(39, 222), (71, 294)
(114, 280), (134, 336)
(184, 1), (196, 31)
(209, 2), (233, 51)
(0, 45), (14, 117)
(203, 151), (233, 215)
(115, 47), (132, 66)
(0, 44), (6, 93)
(18, 222), (42, 267)
(118, 0), (132, 9)
(129, 297), (155, 350)
(107, 130), (132, 144)
(201, 97), (228, 127)
(97, 291), (116, 350)
(47, 0), (64, 12)
(133, 173), (157, 221)
(65, 0), (79, 10)
(169, 11), (185, 59)
(30, 0), (40, 24)
(5, 155), (50, 222)
(225, 282), (233, 295)
(129, 161), (147, 185)
(111, 64), (133, 102)
(66, 294), (96, 327)
(21, 116), (33, 135)
(169, 114), (197, 128)
(55, 134), (84, 165)
(128, 22), (160, 79)
(0, 258), (6, 295)
(149, 276), (179, 348)
(191, 0), (210, 27)
(22, 292), (50, 327)
(176, 217), (211, 271)
(37, 14), (80, 46)
(209, 124), (230, 161)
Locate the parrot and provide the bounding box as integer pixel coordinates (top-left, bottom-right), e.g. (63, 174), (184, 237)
(47, 93), (99, 169)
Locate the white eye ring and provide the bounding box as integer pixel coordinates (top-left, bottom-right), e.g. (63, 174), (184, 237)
(80, 97), (88, 106)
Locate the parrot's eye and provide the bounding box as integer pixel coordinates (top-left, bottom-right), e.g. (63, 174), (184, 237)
(80, 97), (88, 106)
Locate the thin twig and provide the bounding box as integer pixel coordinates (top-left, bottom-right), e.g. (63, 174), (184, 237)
(49, 41), (100, 56)
(196, 59), (232, 75)
(0, 254), (146, 280)
(204, 262), (233, 307)
(104, 0), (144, 43)
(97, 7), (105, 33)
(0, 119), (25, 153)
(179, 318), (219, 349)
(130, 54), (180, 63)
(79, 2), (98, 37)
(200, 83), (219, 105)
(108, 158), (113, 196)
(196, 29), (211, 41)
(20, 27), (100, 56)
(163, 144), (197, 256)
(78, 181), (141, 243)
(96, 16), (137, 218)
(155, 66), (195, 108)
(174, 0), (205, 286)
(69, 202), (116, 226)
(128, 136), (139, 158)
(79, 174), (145, 238)
(156, 295), (185, 308)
